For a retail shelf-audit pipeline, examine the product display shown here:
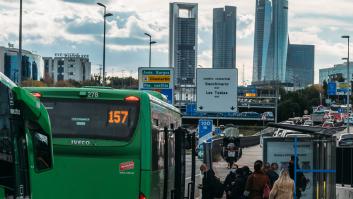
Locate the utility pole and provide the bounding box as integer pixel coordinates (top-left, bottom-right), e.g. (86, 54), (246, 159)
(342, 35), (350, 134)
(18, 0), (23, 85)
(97, 3), (113, 86)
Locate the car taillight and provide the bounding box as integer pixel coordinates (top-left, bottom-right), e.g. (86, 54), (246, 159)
(125, 96), (140, 102)
(32, 92), (41, 98)
(139, 193), (146, 199)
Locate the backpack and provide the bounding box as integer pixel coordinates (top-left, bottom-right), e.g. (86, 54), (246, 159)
(262, 183), (271, 199)
(211, 177), (224, 198)
(300, 174), (309, 191)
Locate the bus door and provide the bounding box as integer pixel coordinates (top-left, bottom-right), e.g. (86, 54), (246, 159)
(173, 127), (195, 199)
(0, 77), (30, 198)
(0, 74), (53, 199)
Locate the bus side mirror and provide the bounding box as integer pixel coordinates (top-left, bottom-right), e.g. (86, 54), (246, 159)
(31, 131), (53, 171)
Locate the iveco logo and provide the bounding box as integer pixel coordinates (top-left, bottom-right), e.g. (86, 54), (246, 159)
(71, 140), (91, 145)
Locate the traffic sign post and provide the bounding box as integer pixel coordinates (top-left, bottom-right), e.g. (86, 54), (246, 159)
(198, 119), (213, 145)
(138, 67), (174, 104)
(196, 68), (238, 113)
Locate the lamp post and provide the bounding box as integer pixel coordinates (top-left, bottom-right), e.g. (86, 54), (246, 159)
(144, 33), (157, 67)
(18, 0), (22, 85)
(97, 2), (113, 86)
(342, 35), (350, 133)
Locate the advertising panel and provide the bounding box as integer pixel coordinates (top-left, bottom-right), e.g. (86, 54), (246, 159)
(196, 68), (238, 112)
(138, 67), (174, 104)
(263, 138), (314, 199)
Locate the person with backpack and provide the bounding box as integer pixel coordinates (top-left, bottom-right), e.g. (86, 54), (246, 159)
(229, 167), (248, 199)
(244, 160), (270, 199)
(269, 169), (294, 199)
(199, 164), (224, 199)
(224, 164), (239, 199)
(288, 156), (308, 199)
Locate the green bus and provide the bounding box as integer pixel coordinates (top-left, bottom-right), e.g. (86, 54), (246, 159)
(25, 87), (183, 199)
(0, 73), (53, 199)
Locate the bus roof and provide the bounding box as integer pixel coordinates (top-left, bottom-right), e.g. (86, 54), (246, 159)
(24, 87), (181, 114)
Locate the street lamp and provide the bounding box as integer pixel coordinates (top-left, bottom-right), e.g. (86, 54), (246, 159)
(97, 2), (113, 86)
(342, 35), (350, 133)
(144, 33), (157, 67)
(18, 0), (22, 85)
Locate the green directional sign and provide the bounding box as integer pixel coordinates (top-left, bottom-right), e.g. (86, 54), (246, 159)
(142, 70), (171, 75)
(143, 83), (170, 89)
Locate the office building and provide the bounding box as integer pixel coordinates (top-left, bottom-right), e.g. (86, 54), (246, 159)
(252, 0), (272, 82)
(286, 44), (315, 87)
(319, 62), (353, 84)
(0, 46), (44, 83)
(43, 53), (91, 83)
(252, 0), (288, 82)
(169, 2), (198, 85)
(212, 6), (237, 69)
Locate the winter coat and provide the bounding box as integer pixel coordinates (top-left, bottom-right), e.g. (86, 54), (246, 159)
(245, 170), (270, 199)
(269, 179), (294, 199)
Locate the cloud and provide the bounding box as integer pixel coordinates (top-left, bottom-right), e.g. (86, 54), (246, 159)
(60, 0), (109, 4)
(237, 14), (255, 39)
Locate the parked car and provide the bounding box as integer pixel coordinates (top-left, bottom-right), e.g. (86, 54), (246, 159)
(344, 117), (353, 125)
(279, 120), (295, 125)
(338, 134), (353, 146)
(303, 120), (313, 126)
(322, 121), (334, 128)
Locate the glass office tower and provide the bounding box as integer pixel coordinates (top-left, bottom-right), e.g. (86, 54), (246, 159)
(212, 6), (237, 69)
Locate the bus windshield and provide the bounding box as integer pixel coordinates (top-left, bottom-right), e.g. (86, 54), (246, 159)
(42, 99), (139, 140)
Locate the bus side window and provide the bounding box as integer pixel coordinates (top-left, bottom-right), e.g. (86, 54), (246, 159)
(32, 132), (52, 171)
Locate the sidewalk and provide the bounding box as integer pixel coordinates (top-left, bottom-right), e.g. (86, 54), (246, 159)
(212, 145), (263, 198)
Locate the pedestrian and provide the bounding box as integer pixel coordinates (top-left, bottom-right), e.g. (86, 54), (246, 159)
(269, 169), (294, 199)
(288, 156), (307, 199)
(230, 167), (247, 199)
(244, 160), (270, 199)
(199, 164), (215, 199)
(224, 164), (239, 199)
(199, 164), (224, 199)
(266, 163), (279, 187)
(225, 143), (236, 169)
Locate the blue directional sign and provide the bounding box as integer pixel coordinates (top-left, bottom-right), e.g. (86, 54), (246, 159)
(198, 119), (213, 144)
(327, 82), (336, 96)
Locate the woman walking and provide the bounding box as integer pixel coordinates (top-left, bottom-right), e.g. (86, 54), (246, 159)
(269, 169), (294, 199)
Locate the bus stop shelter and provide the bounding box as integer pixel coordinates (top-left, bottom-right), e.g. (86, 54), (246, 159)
(264, 123), (338, 199)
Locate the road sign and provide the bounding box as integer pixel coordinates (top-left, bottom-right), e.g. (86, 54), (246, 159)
(138, 67), (174, 104)
(327, 82), (336, 96)
(337, 82), (351, 95)
(198, 119), (213, 144)
(196, 68), (238, 112)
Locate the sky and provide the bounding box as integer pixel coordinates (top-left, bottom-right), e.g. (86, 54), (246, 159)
(0, 0), (353, 84)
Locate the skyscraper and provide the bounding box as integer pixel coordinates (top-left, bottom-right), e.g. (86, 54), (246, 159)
(169, 2), (198, 85)
(212, 6), (237, 69)
(252, 0), (288, 83)
(252, 0), (272, 82)
(286, 44), (315, 87)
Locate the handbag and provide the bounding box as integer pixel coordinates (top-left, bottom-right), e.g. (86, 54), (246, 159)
(263, 183), (271, 199)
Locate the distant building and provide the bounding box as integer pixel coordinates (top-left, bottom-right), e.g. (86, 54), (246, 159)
(0, 46), (44, 83)
(43, 53), (91, 83)
(286, 44), (315, 87)
(212, 6), (237, 69)
(252, 0), (272, 82)
(169, 2), (198, 85)
(252, 0), (288, 83)
(319, 62), (353, 84)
